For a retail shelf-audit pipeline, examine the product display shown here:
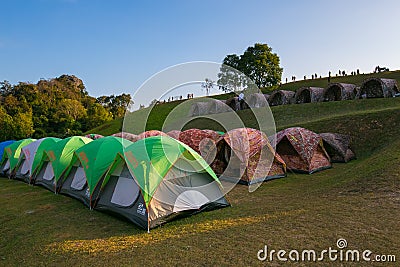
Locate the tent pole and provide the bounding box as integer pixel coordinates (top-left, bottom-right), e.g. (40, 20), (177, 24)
(147, 211), (150, 233)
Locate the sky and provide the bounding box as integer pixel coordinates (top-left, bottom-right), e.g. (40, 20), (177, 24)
(1, 0), (400, 104)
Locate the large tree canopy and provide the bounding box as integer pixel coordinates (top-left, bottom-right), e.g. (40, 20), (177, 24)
(218, 43), (283, 91)
(0, 75), (131, 141)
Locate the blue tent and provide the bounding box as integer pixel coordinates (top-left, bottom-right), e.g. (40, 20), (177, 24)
(0, 140), (15, 161)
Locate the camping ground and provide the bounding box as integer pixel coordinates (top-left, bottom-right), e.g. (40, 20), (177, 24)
(1, 95), (399, 266)
(0, 98), (400, 266)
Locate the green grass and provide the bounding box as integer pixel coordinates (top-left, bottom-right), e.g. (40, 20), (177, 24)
(2, 96), (400, 266)
(85, 118), (123, 136)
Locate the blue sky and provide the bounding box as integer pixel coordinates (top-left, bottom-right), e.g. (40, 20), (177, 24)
(1, 0), (399, 100)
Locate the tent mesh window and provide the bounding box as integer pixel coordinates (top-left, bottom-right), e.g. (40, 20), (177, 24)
(110, 164), (140, 207)
(70, 167), (86, 190)
(43, 162), (55, 181)
(2, 160), (10, 172)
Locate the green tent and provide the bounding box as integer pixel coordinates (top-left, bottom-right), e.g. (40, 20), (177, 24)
(34, 136), (92, 192)
(59, 136), (133, 207)
(96, 136), (230, 231)
(0, 139), (35, 177)
(14, 137), (61, 183)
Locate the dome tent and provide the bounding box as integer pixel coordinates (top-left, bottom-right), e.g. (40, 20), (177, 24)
(320, 133), (356, 163)
(295, 87), (325, 103)
(246, 93), (269, 109)
(84, 133), (104, 140)
(189, 102), (210, 116)
(0, 140), (15, 160)
(13, 137), (60, 183)
(324, 83), (358, 101)
(112, 132), (138, 142)
(359, 78), (399, 98)
(95, 136), (229, 231)
(33, 136), (92, 192)
(0, 140), (15, 175)
(208, 99), (232, 114)
(205, 128), (286, 185)
(179, 129), (221, 155)
(59, 136), (132, 207)
(166, 130), (181, 140)
(270, 127), (331, 174)
(136, 130), (167, 140)
(268, 90), (295, 106)
(0, 139), (35, 177)
(225, 97), (241, 111)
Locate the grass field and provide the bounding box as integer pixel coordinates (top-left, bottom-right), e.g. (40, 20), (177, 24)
(2, 96), (400, 266)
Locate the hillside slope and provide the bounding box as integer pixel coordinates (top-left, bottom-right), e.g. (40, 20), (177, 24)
(2, 102), (399, 265)
(85, 70), (400, 136)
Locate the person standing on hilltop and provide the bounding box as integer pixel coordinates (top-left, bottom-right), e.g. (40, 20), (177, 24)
(238, 91), (245, 110)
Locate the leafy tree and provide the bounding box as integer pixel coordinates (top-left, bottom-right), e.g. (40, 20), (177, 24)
(97, 93), (132, 118)
(86, 103), (113, 129)
(53, 99), (87, 135)
(217, 43), (283, 91)
(201, 78), (214, 96)
(110, 93), (132, 118)
(0, 74), (132, 139)
(0, 106), (14, 140)
(56, 99), (87, 121)
(217, 54), (244, 92)
(0, 106), (34, 141)
(0, 80), (13, 96)
(12, 111), (35, 139)
(239, 43), (282, 88)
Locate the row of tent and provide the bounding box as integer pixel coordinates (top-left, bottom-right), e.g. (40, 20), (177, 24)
(189, 78), (399, 116)
(0, 135), (229, 231)
(269, 77), (398, 106)
(170, 127), (355, 181)
(0, 127), (355, 230)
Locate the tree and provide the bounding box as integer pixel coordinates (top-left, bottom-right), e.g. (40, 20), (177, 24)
(239, 43), (282, 88)
(55, 99), (87, 121)
(0, 106), (14, 141)
(0, 106), (34, 141)
(217, 55), (244, 92)
(0, 80), (13, 96)
(0, 75), (132, 138)
(201, 78), (214, 96)
(97, 93), (132, 118)
(111, 93), (132, 118)
(86, 103), (113, 129)
(53, 99), (87, 135)
(217, 43), (283, 91)
(12, 111), (35, 139)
